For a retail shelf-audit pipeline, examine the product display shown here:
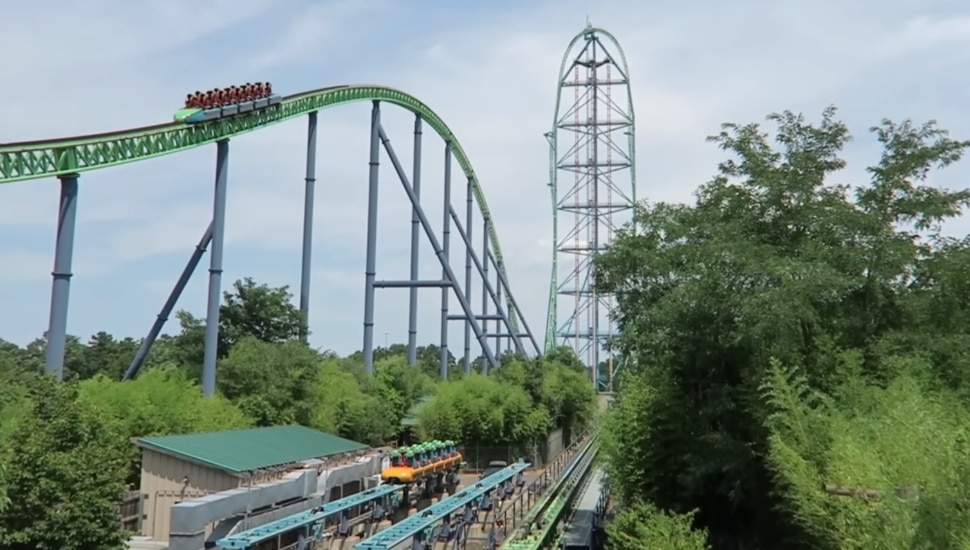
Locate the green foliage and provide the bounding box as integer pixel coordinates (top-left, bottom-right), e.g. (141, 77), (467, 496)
(601, 370), (663, 506)
(762, 358), (970, 549)
(72, 332), (141, 380)
(418, 374), (550, 444)
(538, 355), (597, 438)
(0, 281), (594, 548)
(0, 376), (129, 550)
(219, 278), (307, 347)
(597, 106), (970, 547)
(544, 345), (588, 371)
(373, 356), (436, 424)
(77, 366), (252, 485)
(217, 337), (317, 426)
(490, 353), (596, 439)
(607, 502), (710, 550)
(164, 278), (306, 378)
(0, 463), (7, 514)
(309, 359), (397, 445)
(348, 343), (460, 379)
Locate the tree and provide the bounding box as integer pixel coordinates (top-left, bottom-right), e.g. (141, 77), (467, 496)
(0, 376), (129, 550)
(491, 357), (546, 406)
(537, 357), (596, 438)
(310, 359), (396, 445)
(347, 344), (458, 379)
(217, 337), (318, 426)
(0, 463), (7, 514)
(418, 375), (549, 445)
(18, 336), (89, 380)
(607, 503), (709, 550)
(762, 358), (970, 549)
(77, 366), (252, 486)
(166, 278), (307, 380)
(373, 355), (436, 426)
(596, 107), (970, 547)
(0, 275), (572, 548)
(220, 278), (306, 348)
(544, 345), (586, 372)
(600, 369), (660, 506)
(74, 332), (141, 380)
(491, 355), (595, 439)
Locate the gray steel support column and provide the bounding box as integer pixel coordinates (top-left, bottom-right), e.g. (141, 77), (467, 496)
(376, 280), (451, 288)
(439, 143), (453, 379)
(448, 208), (525, 356)
(362, 101), (381, 375)
(481, 218), (489, 374)
(299, 111), (318, 343)
(124, 222), (214, 381)
(44, 173), (79, 381)
(462, 178), (473, 374)
(407, 116), (423, 367)
(488, 249), (542, 354)
(376, 125), (498, 371)
(496, 269), (503, 359)
(202, 139), (230, 397)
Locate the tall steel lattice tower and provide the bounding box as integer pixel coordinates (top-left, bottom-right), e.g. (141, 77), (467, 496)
(544, 24), (636, 390)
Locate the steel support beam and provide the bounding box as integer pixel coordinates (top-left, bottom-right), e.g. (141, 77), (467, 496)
(481, 218), (490, 374)
(124, 222), (213, 381)
(407, 115), (423, 367)
(299, 111), (318, 343)
(375, 280), (452, 288)
(376, 124), (499, 372)
(202, 139), (230, 397)
(439, 143), (452, 379)
(44, 173), (79, 381)
(487, 248), (541, 355)
(447, 314), (502, 321)
(447, 206), (526, 356)
(362, 101), (381, 375)
(495, 266), (503, 360)
(202, 139), (229, 397)
(463, 178), (473, 374)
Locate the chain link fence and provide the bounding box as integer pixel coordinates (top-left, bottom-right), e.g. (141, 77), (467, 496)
(459, 428), (567, 472)
(458, 443), (527, 472)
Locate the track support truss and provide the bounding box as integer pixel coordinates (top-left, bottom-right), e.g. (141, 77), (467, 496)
(546, 25), (637, 391)
(105, 100), (538, 391)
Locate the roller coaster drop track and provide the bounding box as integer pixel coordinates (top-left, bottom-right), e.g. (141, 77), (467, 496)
(0, 85), (533, 389)
(545, 26), (637, 391)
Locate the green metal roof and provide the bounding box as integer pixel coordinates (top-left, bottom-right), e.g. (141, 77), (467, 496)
(135, 425), (369, 474)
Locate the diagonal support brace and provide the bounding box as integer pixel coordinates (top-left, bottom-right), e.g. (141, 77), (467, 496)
(124, 221), (214, 381)
(376, 123), (498, 371)
(485, 248), (542, 355)
(447, 205), (526, 356)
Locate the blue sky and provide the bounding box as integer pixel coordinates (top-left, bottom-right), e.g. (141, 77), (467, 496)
(2, 0), (970, 357)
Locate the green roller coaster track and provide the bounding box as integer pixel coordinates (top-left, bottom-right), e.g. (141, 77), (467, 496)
(0, 84), (519, 331)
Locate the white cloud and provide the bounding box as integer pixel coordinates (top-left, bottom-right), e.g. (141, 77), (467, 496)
(2, 0), (970, 363)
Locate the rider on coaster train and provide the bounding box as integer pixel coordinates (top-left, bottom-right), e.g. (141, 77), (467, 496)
(184, 82), (273, 109)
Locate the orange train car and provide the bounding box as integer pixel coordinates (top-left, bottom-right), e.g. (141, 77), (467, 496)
(381, 440), (462, 484)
